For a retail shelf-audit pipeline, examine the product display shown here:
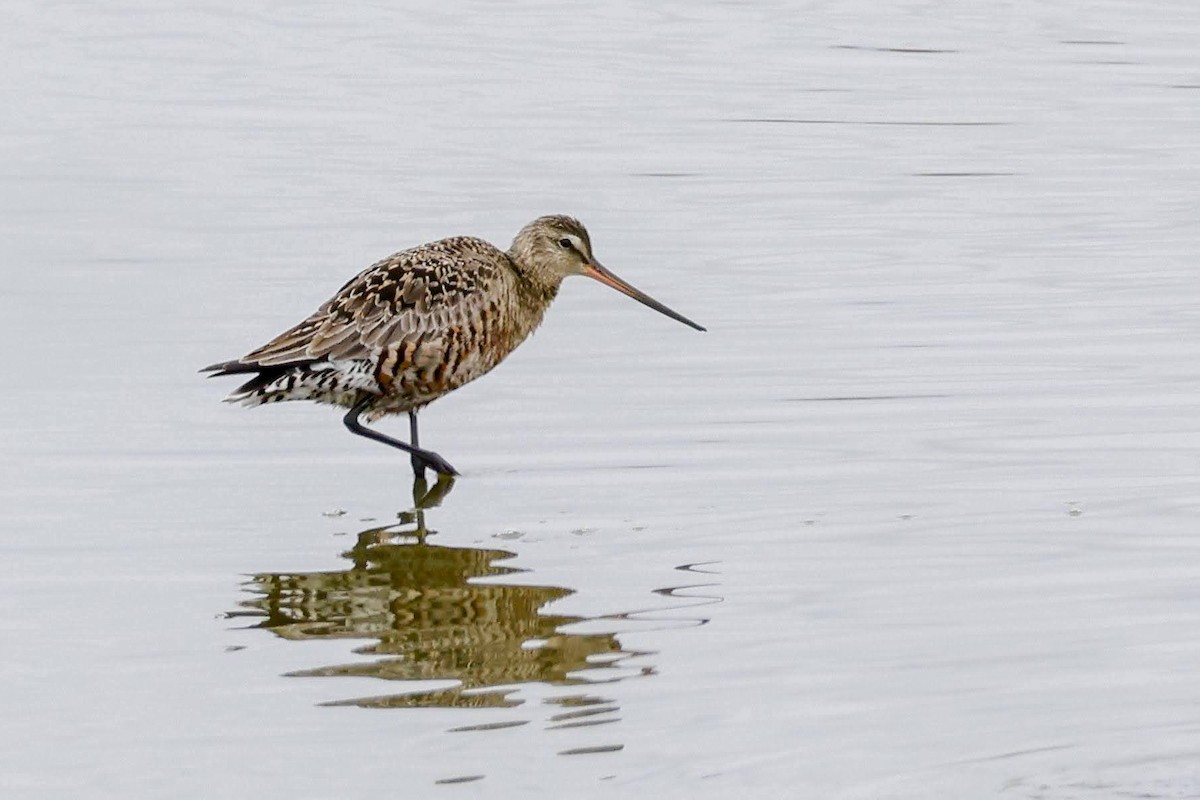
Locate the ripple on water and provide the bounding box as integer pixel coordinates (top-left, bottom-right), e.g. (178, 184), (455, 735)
(228, 482), (720, 777)
(839, 733), (1200, 800)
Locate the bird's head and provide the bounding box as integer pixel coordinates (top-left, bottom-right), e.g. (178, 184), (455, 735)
(509, 215), (706, 332)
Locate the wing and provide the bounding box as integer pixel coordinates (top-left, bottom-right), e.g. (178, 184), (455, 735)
(209, 236), (511, 371)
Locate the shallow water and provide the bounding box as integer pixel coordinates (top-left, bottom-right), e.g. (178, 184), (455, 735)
(4, 0), (1200, 797)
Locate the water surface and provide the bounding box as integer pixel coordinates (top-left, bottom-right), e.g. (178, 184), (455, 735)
(3, 0), (1200, 797)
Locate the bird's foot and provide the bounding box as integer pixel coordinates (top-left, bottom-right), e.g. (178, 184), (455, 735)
(413, 450), (458, 478)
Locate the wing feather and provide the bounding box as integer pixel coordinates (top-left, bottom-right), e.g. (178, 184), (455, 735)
(228, 236), (510, 370)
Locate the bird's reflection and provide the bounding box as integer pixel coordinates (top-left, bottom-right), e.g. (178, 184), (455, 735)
(234, 476), (671, 714)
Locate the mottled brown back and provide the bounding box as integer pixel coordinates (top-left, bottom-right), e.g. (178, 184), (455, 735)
(239, 235), (512, 368)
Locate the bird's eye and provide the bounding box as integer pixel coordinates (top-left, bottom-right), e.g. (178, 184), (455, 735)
(558, 237), (574, 250)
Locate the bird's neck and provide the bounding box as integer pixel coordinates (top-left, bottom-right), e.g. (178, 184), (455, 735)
(499, 253), (559, 346)
(506, 249), (564, 305)
(513, 271), (561, 321)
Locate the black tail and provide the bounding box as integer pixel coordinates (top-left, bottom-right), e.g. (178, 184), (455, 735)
(200, 360), (261, 376)
(202, 359), (315, 397)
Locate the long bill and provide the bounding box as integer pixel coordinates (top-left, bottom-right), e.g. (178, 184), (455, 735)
(583, 262), (707, 332)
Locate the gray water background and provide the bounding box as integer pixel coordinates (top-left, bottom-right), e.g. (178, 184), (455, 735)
(3, 1), (1200, 797)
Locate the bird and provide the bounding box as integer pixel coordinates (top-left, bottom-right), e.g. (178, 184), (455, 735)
(201, 215), (705, 477)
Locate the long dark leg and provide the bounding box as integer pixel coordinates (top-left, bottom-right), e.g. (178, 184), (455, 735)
(409, 411), (424, 479)
(342, 397), (459, 476)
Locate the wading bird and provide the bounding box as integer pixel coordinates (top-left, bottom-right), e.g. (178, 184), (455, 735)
(202, 215), (704, 476)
